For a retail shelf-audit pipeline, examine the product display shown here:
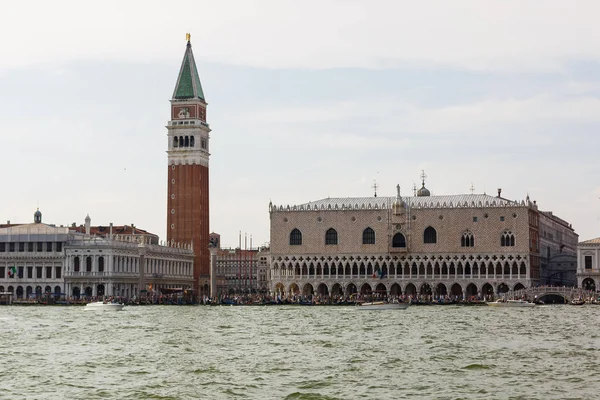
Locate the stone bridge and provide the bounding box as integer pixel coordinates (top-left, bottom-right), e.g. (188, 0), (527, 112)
(505, 286), (596, 303)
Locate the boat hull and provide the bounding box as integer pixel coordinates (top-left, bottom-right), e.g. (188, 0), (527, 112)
(357, 302), (409, 310)
(487, 300), (535, 308)
(85, 302), (125, 311)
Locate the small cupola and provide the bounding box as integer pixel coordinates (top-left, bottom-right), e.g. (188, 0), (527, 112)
(34, 208), (42, 224)
(417, 170), (431, 197)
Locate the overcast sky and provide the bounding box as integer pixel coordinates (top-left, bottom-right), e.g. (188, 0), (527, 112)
(1, 0), (600, 247)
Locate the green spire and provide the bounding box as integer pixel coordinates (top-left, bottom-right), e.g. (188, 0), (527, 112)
(172, 40), (205, 101)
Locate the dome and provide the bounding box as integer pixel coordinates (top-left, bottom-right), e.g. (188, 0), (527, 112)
(34, 208), (42, 223)
(417, 185), (430, 197)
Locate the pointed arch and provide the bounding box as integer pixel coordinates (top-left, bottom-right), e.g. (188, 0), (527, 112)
(424, 226), (437, 244)
(392, 232), (406, 248)
(461, 230), (474, 247)
(289, 229), (302, 245)
(325, 228), (338, 245)
(362, 227), (375, 244)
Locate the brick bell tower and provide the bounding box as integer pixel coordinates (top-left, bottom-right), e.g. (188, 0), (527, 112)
(166, 34), (211, 296)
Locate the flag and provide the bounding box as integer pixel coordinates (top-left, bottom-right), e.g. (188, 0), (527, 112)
(8, 266), (16, 278)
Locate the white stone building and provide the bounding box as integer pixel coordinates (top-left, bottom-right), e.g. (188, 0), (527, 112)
(0, 210), (195, 301)
(576, 237), (600, 291)
(0, 210), (72, 299)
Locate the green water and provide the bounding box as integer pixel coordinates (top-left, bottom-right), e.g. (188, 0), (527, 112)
(1, 304), (598, 399)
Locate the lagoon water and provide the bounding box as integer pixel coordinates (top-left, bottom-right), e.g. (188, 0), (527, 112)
(1, 304), (599, 399)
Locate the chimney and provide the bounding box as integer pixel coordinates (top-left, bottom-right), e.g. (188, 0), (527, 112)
(497, 188), (502, 198)
(6, 220), (9, 224)
(109, 223), (113, 237)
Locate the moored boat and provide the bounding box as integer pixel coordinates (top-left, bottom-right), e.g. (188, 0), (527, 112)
(84, 301), (125, 311)
(487, 299), (535, 308)
(570, 299), (586, 306)
(357, 301), (409, 310)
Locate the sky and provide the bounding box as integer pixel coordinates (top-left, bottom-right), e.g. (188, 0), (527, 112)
(1, 0), (600, 247)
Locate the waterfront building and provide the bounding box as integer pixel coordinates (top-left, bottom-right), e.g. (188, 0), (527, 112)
(211, 232), (271, 295)
(576, 237), (600, 291)
(268, 179), (568, 299)
(64, 216), (194, 298)
(0, 210), (71, 299)
(539, 211), (578, 286)
(0, 210), (194, 300)
(166, 34), (212, 295)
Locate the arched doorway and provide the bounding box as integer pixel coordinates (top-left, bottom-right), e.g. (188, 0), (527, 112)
(274, 282), (285, 295)
(482, 283), (494, 297)
(582, 278), (596, 291)
(331, 283), (343, 297)
(84, 286), (93, 297)
(390, 283), (402, 296)
(435, 283), (447, 297)
(16, 286), (24, 299)
(73, 287), (81, 298)
(497, 283), (510, 294)
(26, 286), (33, 298)
(420, 283), (432, 296)
(360, 283), (373, 295)
(302, 283), (314, 296)
(54, 286), (62, 297)
(289, 283), (300, 295)
(97, 284), (105, 297)
(514, 283), (526, 291)
(35, 286), (42, 296)
(346, 283), (358, 296)
(375, 283), (387, 295)
(450, 283), (463, 298)
(44, 286), (51, 294)
(405, 283), (417, 297)
(466, 283), (478, 298)
(316, 283), (329, 296)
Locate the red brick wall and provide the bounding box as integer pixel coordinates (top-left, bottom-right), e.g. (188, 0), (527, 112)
(167, 163), (210, 293)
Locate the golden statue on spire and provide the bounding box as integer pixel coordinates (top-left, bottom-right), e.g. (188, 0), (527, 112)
(186, 33), (191, 42)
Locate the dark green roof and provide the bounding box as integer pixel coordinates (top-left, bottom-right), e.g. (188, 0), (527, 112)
(172, 42), (205, 101)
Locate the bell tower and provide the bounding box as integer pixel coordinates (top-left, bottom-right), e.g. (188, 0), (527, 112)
(166, 34), (211, 295)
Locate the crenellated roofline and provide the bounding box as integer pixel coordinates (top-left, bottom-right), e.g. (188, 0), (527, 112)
(269, 194), (533, 213)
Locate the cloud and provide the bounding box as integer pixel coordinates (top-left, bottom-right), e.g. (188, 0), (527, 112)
(3, 1), (600, 72)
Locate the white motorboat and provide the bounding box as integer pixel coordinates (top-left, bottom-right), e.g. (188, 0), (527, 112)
(84, 301), (125, 311)
(487, 299), (535, 308)
(357, 301), (409, 310)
